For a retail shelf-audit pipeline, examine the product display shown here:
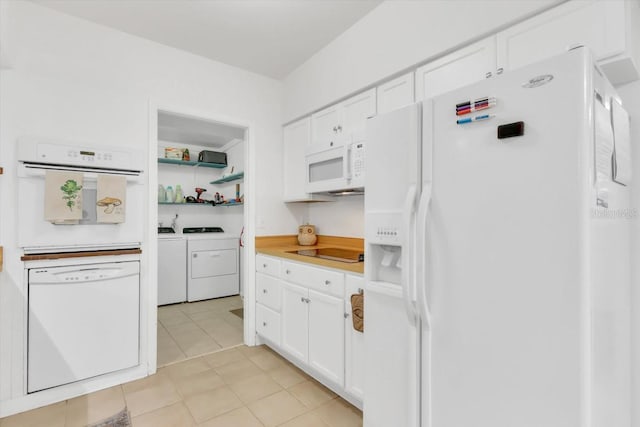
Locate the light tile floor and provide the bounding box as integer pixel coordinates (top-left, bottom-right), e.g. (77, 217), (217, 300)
(158, 295), (245, 366)
(0, 345), (363, 427)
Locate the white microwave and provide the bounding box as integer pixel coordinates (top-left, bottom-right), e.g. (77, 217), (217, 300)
(305, 138), (364, 194)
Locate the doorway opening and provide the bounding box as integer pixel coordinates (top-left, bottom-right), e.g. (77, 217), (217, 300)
(150, 107), (252, 367)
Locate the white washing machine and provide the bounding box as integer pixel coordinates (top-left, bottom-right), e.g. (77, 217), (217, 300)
(185, 228), (239, 302)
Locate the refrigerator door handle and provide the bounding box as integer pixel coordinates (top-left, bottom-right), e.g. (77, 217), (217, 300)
(401, 184), (418, 323)
(416, 183), (433, 329)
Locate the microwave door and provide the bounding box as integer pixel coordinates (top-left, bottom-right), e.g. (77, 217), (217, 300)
(305, 146), (348, 193)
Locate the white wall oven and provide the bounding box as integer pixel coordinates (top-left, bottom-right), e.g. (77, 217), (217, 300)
(17, 138), (144, 253)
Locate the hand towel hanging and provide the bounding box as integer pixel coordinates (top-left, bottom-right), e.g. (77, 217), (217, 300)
(44, 170), (83, 224)
(96, 174), (126, 223)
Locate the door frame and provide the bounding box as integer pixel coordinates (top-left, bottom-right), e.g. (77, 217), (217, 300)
(147, 100), (257, 374)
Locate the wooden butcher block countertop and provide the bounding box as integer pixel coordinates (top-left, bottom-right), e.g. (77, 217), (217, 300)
(255, 235), (364, 274)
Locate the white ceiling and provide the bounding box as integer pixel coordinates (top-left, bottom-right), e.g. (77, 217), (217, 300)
(158, 111), (245, 148)
(31, 0), (382, 79)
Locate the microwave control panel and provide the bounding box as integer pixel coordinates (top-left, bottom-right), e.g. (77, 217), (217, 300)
(352, 142), (365, 179)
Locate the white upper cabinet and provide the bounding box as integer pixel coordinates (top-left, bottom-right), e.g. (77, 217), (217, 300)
(340, 88), (377, 140)
(377, 72), (415, 114)
(310, 88), (376, 152)
(310, 104), (343, 152)
(415, 36), (497, 101)
(497, 0), (639, 85)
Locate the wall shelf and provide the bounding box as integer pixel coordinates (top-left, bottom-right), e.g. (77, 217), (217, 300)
(158, 158), (226, 169)
(210, 172), (244, 184)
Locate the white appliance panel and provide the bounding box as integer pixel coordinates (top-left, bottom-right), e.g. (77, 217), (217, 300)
(187, 238), (239, 301)
(363, 282), (418, 427)
(305, 139), (365, 193)
(17, 139), (144, 251)
(28, 261), (140, 392)
(423, 49), (609, 427)
(158, 238), (187, 305)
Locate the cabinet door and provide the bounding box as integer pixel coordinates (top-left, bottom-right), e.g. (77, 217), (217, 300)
(344, 275), (365, 401)
(281, 282), (309, 364)
(415, 36), (496, 101)
(341, 88), (377, 140)
(308, 289), (345, 386)
(496, 1), (612, 74)
(283, 118), (312, 202)
(377, 72), (415, 114)
(311, 104), (342, 150)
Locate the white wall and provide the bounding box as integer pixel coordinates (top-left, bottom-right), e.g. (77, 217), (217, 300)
(308, 196), (364, 238)
(617, 80), (640, 427)
(282, 0), (560, 239)
(283, 0), (560, 122)
(0, 0), (302, 415)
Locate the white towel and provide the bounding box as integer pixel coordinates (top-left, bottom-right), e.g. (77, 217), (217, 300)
(96, 174), (126, 223)
(44, 171), (83, 224)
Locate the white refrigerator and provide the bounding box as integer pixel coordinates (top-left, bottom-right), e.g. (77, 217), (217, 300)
(364, 48), (632, 427)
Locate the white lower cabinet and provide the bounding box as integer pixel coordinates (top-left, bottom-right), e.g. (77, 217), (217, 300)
(344, 274), (365, 401)
(281, 282), (309, 363)
(256, 257), (283, 346)
(256, 304), (281, 345)
(281, 282), (345, 386)
(255, 254), (364, 407)
(307, 289), (344, 386)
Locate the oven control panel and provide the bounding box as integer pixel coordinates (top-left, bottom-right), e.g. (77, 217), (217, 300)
(35, 143), (133, 169)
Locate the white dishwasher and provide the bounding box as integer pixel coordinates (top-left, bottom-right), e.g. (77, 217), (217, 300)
(28, 261), (140, 393)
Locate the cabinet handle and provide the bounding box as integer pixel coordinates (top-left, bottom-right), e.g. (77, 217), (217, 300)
(324, 280), (330, 285)
(333, 126), (337, 132)
(485, 71), (493, 79)
(337, 125), (342, 132)
(301, 297), (305, 303)
(330, 141), (334, 147)
(497, 67), (504, 75)
(263, 263), (267, 268)
(306, 298), (311, 304)
(344, 312), (349, 318)
(263, 289), (267, 293)
(286, 269), (291, 274)
(263, 322), (267, 326)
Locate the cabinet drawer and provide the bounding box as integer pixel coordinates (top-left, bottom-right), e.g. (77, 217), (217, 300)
(256, 273), (282, 311)
(256, 254), (281, 277)
(282, 261), (345, 298)
(256, 304), (281, 346)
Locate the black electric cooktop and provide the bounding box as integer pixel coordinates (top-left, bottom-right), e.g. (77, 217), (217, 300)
(182, 227), (224, 233)
(287, 247), (364, 263)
